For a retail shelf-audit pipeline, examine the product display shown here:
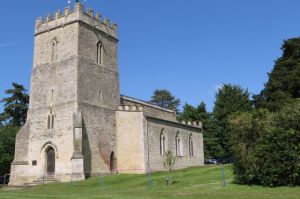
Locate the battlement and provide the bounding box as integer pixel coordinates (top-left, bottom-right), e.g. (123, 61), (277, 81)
(181, 121), (203, 128)
(117, 105), (202, 128)
(35, 2), (118, 39)
(118, 105), (144, 112)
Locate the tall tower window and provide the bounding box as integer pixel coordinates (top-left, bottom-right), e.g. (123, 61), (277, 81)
(47, 107), (55, 130)
(96, 41), (103, 65)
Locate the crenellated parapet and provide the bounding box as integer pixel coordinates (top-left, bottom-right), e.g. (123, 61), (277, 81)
(181, 121), (203, 128)
(35, 2), (118, 39)
(118, 105), (144, 112)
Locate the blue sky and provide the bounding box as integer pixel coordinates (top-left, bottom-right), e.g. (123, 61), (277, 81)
(1, 0), (300, 112)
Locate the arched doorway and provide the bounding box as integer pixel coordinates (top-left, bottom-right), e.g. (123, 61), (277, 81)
(46, 147), (55, 175)
(110, 151), (115, 174)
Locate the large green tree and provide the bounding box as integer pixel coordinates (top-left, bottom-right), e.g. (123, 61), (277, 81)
(0, 125), (19, 176)
(150, 89), (180, 112)
(213, 84), (252, 157)
(254, 38), (300, 111)
(0, 83), (29, 126)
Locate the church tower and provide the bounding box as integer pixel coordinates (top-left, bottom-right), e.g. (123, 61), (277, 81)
(10, 2), (120, 185)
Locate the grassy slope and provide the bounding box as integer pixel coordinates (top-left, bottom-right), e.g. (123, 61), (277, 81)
(0, 165), (299, 199)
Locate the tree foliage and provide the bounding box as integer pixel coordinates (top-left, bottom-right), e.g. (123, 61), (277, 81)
(150, 89), (180, 112)
(213, 84), (253, 157)
(229, 108), (300, 186)
(0, 125), (19, 176)
(254, 38), (300, 111)
(0, 83), (29, 126)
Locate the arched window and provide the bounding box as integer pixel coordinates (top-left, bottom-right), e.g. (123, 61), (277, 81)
(47, 115), (51, 129)
(51, 37), (59, 63)
(160, 130), (166, 155)
(189, 134), (194, 157)
(51, 114), (55, 129)
(96, 41), (103, 65)
(47, 108), (55, 130)
(175, 132), (183, 156)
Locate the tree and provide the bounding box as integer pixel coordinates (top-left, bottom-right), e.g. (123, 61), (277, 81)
(163, 150), (176, 185)
(203, 115), (225, 158)
(254, 38), (300, 111)
(150, 89), (180, 112)
(177, 103), (198, 122)
(228, 109), (273, 185)
(213, 84), (252, 157)
(0, 83), (29, 126)
(0, 125), (19, 176)
(177, 102), (223, 158)
(178, 102), (209, 122)
(229, 107), (300, 186)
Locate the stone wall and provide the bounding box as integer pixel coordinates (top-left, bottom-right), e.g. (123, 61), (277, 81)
(115, 104), (204, 174)
(146, 117), (204, 171)
(116, 108), (146, 173)
(10, 2), (119, 185)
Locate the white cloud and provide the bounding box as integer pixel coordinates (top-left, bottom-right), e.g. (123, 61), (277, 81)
(0, 42), (19, 48)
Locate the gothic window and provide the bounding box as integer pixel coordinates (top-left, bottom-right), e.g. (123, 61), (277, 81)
(160, 130), (167, 156)
(189, 134), (194, 157)
(175, 132), (183, 156)
(51, 114), (55, 129)
(47, 108), (55, 130)
(96, 41), (103, 65)
(51, 37), (59, 63)
(47, 115), (51, 129)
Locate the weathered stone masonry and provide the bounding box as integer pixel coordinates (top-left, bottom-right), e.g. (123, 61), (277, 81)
(9, 3), (204, 186)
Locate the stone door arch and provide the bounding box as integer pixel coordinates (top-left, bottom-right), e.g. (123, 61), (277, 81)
(46, 147), (55, 175)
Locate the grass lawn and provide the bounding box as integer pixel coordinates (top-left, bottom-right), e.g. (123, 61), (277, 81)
(0, 165), (299, 199)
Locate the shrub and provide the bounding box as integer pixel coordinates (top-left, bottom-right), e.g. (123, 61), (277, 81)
(229, 108), (300, 186)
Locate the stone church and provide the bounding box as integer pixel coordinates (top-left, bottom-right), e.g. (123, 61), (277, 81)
(9, 2), (204, 185)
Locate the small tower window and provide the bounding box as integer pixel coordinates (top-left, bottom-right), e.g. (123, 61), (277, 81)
(51, 37), (59, 63)
(51, 114), (55, 129)
(98, 90), (103, 99)
(96, 41), (103, 65)
(47, 115), (51, 129)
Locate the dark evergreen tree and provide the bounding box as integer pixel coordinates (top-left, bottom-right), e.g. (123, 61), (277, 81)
(254, 38), (300, 111)
(0, 83), (29, 127)
(150, 89), (180, 112)
(0, 125), (19, 176)
(213, 84), (252, 157)
(177, 103), (198, 122)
